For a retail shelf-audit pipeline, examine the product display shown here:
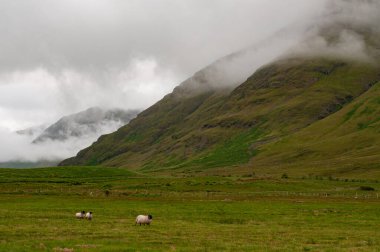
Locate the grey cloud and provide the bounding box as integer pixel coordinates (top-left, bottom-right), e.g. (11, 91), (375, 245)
(0, 0), (326, 75)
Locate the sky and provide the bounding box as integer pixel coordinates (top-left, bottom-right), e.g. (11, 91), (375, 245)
(0, 0), (329, 131)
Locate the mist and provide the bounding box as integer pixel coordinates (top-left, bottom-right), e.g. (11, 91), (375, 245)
(174, 23), (315, 94)
(287, 0), (380, 62)
(174, 0), (380, 96)
(0, 119), (127, 164)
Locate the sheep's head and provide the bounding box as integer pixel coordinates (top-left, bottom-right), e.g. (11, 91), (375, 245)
(89, 212), (92, 214)
(82, 211), (85, 214)
(148, 215), (153, 220)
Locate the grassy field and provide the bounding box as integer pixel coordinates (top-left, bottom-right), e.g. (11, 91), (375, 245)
(0, 167), (379, 251)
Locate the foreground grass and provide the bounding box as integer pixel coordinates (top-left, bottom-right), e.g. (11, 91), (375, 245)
(0, 167), (379, 251)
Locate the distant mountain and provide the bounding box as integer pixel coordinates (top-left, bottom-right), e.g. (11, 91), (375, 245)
(16, 125), (47, 138)
(33, 107), (140, 143)
(0, 107), (140, 168)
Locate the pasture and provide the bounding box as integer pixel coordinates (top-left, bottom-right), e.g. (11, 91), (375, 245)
(0, 167), (379, 251)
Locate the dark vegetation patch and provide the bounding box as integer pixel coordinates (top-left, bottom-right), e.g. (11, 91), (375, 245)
(318, 95), (354, 120)
(359, 186), (375, 191)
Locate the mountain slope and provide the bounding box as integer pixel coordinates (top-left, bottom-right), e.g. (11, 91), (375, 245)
(251, 80), (380, 179)
(60, 58), (380, 177)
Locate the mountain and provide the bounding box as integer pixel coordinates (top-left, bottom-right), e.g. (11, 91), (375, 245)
(60, 57), (380, 176)
(60, 1), (380, 178)
(58, 58), (380, 175)
(33, 107), (140, 143)
(16, 125), (47, 138)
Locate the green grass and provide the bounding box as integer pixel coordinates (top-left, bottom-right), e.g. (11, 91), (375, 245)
(190, 127), (262, 168)
(144, 127), (263, 172)
(1, 167), (380, 251)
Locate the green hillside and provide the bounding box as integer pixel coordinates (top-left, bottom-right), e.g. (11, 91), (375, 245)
(60, 57), (380, 178)
(251, 80), (380, 179)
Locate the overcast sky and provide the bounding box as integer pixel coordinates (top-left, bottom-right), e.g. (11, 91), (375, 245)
(0, 0), (330, 131)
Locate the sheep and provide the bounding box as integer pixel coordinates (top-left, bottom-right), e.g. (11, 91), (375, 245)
(135, 214), (153, 226)
(85, 211), (93, 220)
(75, 211), (86, 219)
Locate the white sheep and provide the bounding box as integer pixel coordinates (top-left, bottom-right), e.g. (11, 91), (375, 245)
(135, 214), (153, 225)
(75, 211), (85, 219)
(85, 211), (93, 220)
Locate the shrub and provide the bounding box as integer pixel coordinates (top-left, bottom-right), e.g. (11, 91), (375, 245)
(242, 173), (255, 178)
(104, 190), (111, 196)
(281, 173), (289, 179)
(359, 186), (375, 191)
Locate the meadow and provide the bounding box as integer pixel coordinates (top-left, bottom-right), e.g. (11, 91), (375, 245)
(0, 167), (379, 251)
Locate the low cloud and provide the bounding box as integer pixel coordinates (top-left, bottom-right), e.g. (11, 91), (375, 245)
(0, 119), (126, 164)
(290, 29), (373, 62)
(287, 0), (380, 62)
(173, 0), (380, 94)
